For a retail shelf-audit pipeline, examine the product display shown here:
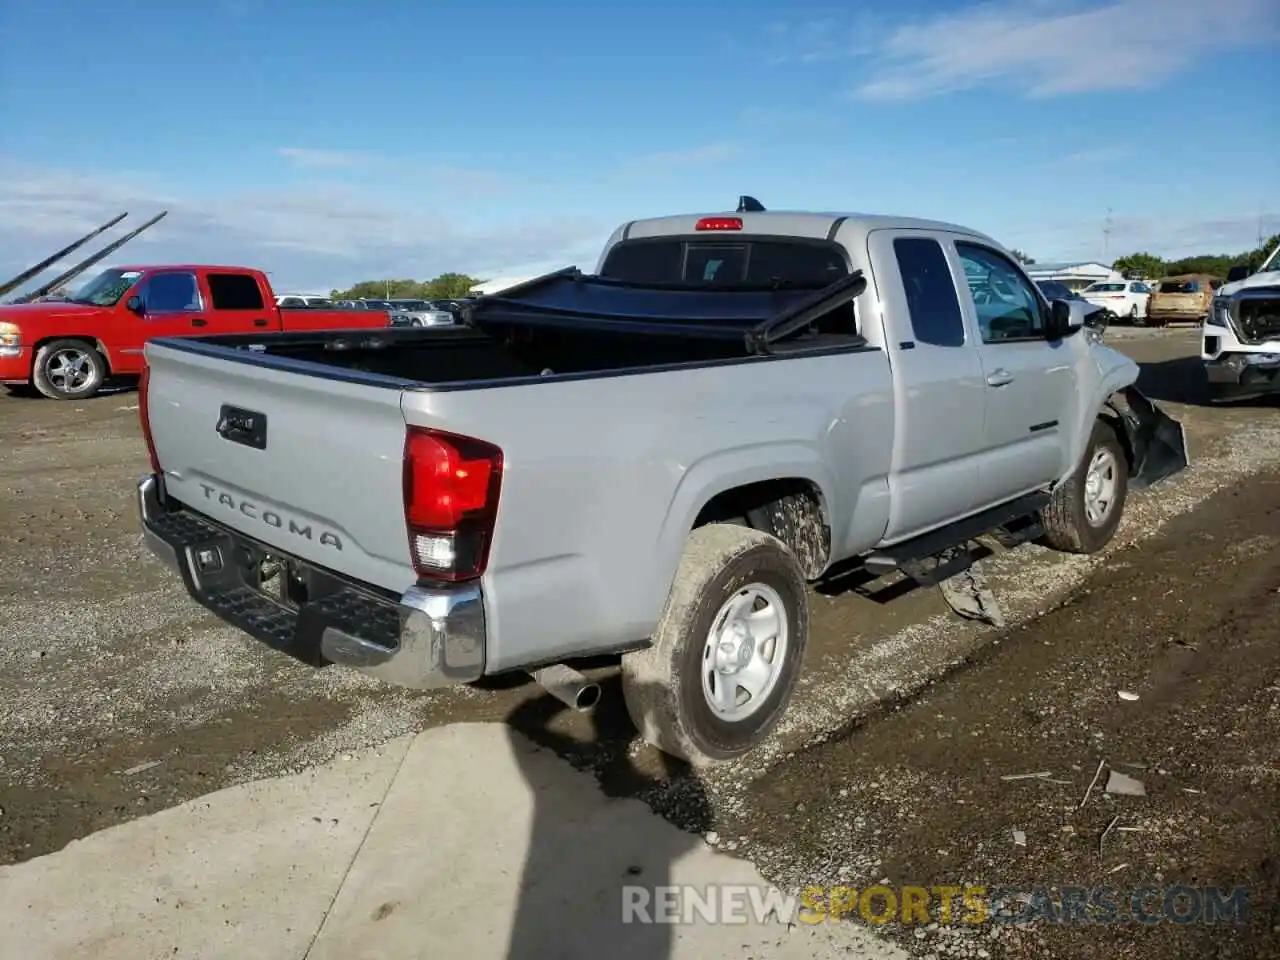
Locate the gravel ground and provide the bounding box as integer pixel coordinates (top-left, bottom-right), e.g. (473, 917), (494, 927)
(2, 328), (1279, 959)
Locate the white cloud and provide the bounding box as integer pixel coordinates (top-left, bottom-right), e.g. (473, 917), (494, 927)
(619, 142), (742, 172)
(0, 161), (611, 293)
(848, 0), (1280, 101)
(275, 147), (372, 169)
(1049, 144), (1135, 167)
(274, 148), (512, 199)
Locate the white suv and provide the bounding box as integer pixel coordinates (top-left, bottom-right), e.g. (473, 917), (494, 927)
(1080, 280), (1152, 321)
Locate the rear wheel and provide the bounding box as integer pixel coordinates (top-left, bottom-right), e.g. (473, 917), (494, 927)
(31, 339), (107, 400)
(1039, 419), (1129, 554)
(620, 524), (809, 766)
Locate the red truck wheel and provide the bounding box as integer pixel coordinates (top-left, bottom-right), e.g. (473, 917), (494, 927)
(31, 339), (107, 400)
(621, 523), (809, 766)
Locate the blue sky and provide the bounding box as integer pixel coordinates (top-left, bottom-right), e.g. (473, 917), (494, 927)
(1, 0), (1277, 292)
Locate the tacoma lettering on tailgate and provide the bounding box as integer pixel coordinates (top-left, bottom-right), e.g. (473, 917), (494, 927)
(198, 482), (343, 550)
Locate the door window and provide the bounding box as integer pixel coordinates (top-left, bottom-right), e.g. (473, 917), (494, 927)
(955, 244), (1045, 343)
(892, 237), (965, 347)
(207, 273), (266, 310)
(139, 272), (201, 315)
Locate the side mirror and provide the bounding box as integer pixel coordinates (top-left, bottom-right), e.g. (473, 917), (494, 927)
(1226, 265), (1250, 284)
(126, 295), (144, 314)
(1045, 299), (1086, 340)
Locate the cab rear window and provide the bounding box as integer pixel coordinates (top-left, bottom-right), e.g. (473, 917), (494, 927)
(600, 238), (849, 287)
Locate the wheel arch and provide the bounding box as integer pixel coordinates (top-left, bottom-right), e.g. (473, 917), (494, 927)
(691, 477), (831, 581)
(32, 334), (114, 375)
(651, 446), (837, 618)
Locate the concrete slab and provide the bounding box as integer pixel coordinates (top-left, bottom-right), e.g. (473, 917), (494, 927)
(0, 723), (906, 960)
(0, 738), (412, 960)
(309, 724), (903, 960)
(0, 727), (906, 960)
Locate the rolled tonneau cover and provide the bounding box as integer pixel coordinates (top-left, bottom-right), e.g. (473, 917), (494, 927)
(463, 267), (867, 354)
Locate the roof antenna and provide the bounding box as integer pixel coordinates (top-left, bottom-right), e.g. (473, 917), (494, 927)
(737, 195), (765, 213)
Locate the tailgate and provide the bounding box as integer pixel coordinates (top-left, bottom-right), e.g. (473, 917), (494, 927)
(144, 342), (413, 593)
(1152, 293), (1203, 313)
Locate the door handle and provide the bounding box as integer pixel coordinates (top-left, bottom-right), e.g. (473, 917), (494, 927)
(190, 318), (208, 328)
(986, 368), (1014, 387)
(253, 319), (269, 327)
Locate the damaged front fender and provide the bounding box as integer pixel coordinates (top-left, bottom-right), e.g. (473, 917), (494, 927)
(1107, 387), (1190, 490)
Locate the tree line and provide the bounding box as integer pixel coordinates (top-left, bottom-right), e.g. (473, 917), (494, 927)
(330, 272), (481, 300)
(1014, 236), (1278, 280)
(1110, 235), (1278, 280)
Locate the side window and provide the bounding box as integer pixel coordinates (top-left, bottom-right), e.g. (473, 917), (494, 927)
(892, 237), (964, 347)
(279, 297), (303, 307)
(955, 243), (1044, 343)
(207, 273), (266, 310)
(139, 271), (200, 314)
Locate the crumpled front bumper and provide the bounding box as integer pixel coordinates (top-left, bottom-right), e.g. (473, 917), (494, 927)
(137, 473), (486, 689)
(1111, 387), (1190, 490)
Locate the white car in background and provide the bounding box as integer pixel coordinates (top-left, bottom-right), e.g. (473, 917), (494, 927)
(1080, 280), (1152, 321)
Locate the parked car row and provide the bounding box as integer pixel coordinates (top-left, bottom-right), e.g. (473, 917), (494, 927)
(286, 296), (470, 327)
(1075, 275), (1223, 327)
(327, 297), (472, 327)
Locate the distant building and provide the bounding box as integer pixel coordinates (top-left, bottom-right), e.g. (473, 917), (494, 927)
(1025, 261), (1122, 292)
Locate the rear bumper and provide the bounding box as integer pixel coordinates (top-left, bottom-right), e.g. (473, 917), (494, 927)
(137, 473), (485, 689)
(1204, 352), (1280, 401)
(1148, 309), (1206, 322)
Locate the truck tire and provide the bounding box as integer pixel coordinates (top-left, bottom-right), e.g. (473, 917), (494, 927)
(1039, 419), (1129, 554)
(621, 524), (809, 767)
(31, 339), (107, 400)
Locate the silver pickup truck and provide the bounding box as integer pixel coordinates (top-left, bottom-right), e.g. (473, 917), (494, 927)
(136, 203), (1189, 765)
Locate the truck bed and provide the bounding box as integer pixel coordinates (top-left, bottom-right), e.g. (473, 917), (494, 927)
(164, 267), (868, 391)
(139, 268), (889, 671)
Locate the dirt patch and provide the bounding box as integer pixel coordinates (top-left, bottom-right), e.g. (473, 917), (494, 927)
(723, 474), (1280, 960)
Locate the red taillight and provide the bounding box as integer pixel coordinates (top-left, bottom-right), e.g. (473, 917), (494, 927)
(695, 217), (743, 231)
(138, 361), (161, 475)
(403, 427), (503, 581)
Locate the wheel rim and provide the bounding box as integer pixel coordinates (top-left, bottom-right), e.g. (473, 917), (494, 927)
(701, 583), (789, 722)
(1084, 447), (1119, 526)
(46, 348), (94, 392)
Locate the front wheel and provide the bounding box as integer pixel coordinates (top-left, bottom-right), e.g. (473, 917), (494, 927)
(31, 339), (107, 400)
(620, 524), (809, 767)
(1039, 419), (1129, 554)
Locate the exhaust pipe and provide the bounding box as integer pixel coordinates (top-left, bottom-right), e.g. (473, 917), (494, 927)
(529, 664), (601, 711)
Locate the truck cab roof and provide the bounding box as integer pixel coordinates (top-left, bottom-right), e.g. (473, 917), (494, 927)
(110, 264), (262, 274)
(609, 210), (1003, 249)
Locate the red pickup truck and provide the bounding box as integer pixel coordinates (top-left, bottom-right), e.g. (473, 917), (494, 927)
(0, 264), (391, 399)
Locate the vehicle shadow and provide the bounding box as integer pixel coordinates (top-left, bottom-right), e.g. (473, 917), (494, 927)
(2, 381), (137, 401)
(504, 677), (714, 960)
(1135, 355), (1279, 409)
(1135, 355), (1215, 406)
